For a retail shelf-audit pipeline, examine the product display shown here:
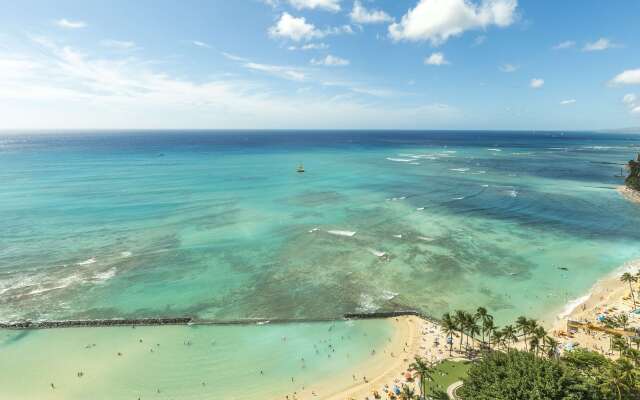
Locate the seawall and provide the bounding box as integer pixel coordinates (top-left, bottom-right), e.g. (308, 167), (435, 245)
(0, 310), (431, 330)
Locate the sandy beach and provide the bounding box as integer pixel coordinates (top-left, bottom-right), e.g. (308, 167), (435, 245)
(618, 185), (640, 204)
(292, 316), (450, 400)
(550, 258), (640, 356)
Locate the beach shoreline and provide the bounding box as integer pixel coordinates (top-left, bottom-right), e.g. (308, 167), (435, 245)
(295, 315), (450, 400)
(550, 258), (640, 355)
(617, 185), (640, 204)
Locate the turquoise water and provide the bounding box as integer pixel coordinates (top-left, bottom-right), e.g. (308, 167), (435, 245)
(1, 131), (640, 324)
(0, 319), (393, 399)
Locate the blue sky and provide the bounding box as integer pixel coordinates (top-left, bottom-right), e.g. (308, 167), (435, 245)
(1, 0), (639, 130)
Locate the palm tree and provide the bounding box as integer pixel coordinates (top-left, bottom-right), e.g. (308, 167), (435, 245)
(409, 356), (433, 400)
(483, 319), (496, 350)
(532, 326), (546, 357)
(475, 307), (493, 344)
(491, 330), (504, 351)
(441, 313), (456, 357)
(501, 325), (517, 352)
(616, 314), (629, 330)
(400, 384), (417, 400)
(464, 312), (480, 350)
(515, 316), (529, 346)
(620, 273), (637, 309)
(529, 335), (540, 355)
(453, 310), (467, 351)
(544, 336), (559, 360)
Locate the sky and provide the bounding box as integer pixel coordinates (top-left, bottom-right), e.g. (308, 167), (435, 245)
(1, 0), (640, 131)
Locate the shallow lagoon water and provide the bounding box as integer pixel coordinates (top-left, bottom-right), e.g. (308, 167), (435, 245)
(0, 319), (393, 399)
(1, 131), (640, 324)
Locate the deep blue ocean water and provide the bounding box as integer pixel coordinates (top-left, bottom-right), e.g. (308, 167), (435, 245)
(1, 130), (640, 324)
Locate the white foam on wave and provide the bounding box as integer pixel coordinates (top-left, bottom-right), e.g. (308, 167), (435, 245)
(76, 257), (96, 266)
(356, 294), (379, 313)
(409, 162), (421, 165)
(327, 230), (356, 237)
(367, 248), (387, 258)
(416, 207), (424, 211)
(27, 274), (82, 296)
(450, 168), (469, 172)
(481, 184), (489, 188)
(120, 251), (132, 258)
(452, 196), (465, 200)
(381, 290), (398, 300)
(386, 157), (413, 162)
(508, 189), (518, 198)
(308, 227), (319, 233)
(487, 148), (502, 152)
(93, 268), (117, 282)
(392, 234), (402, 239)
(417, 236), (435, 242)
(558, 294), (591, 319)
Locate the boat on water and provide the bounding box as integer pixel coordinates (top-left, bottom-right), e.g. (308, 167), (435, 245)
(297, 163), (305, 173)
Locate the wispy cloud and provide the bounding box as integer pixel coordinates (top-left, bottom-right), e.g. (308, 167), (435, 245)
(583, 38), (619, 52)
(311, 54), (349, 66)
(288, 43), (329, 51)
(499, 63), (518, 72)
(552, 40), (575, 50)
(55, 18), (87, 29)
(100, 40), (137, 50)
(560, 99), (576, 105)
(192, 41), (211, 48)
(530, 78), (544, 89)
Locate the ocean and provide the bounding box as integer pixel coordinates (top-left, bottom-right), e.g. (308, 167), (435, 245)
(1, 130), (640, 323)
(2, 130), (640, 399)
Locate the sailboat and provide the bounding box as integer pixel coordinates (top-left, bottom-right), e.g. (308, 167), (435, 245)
(296, 163), (305, 173)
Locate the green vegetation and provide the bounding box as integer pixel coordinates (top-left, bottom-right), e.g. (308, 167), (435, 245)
(434, 308), (640, 399)
(423, 360), (471, 398)
(626, 153), (640, 191)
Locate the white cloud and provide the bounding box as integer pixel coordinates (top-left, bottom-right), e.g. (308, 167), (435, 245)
(389, 0), (518, 45)
(288, 0), (341, 12)
(552, 40), (575, 50)
(610, 69), (640, 86)
(100, 40), (136, 50)
(192, 41), (211, 48)
(499, 63), (518, 72)
(622, 94), (640, 115)
(560, 99), (576, 105)
(424, 52), (449, 65)
(269, 13), (322, 41)
(583, 38), (617, 52)
(350, 0), (392, 24)
(268, 13), (352, 41)
(530, 78), (544, 89)
(55, 19), (87, 29)
(623, 94), (637, 105)
(311, 54), (350, 66)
